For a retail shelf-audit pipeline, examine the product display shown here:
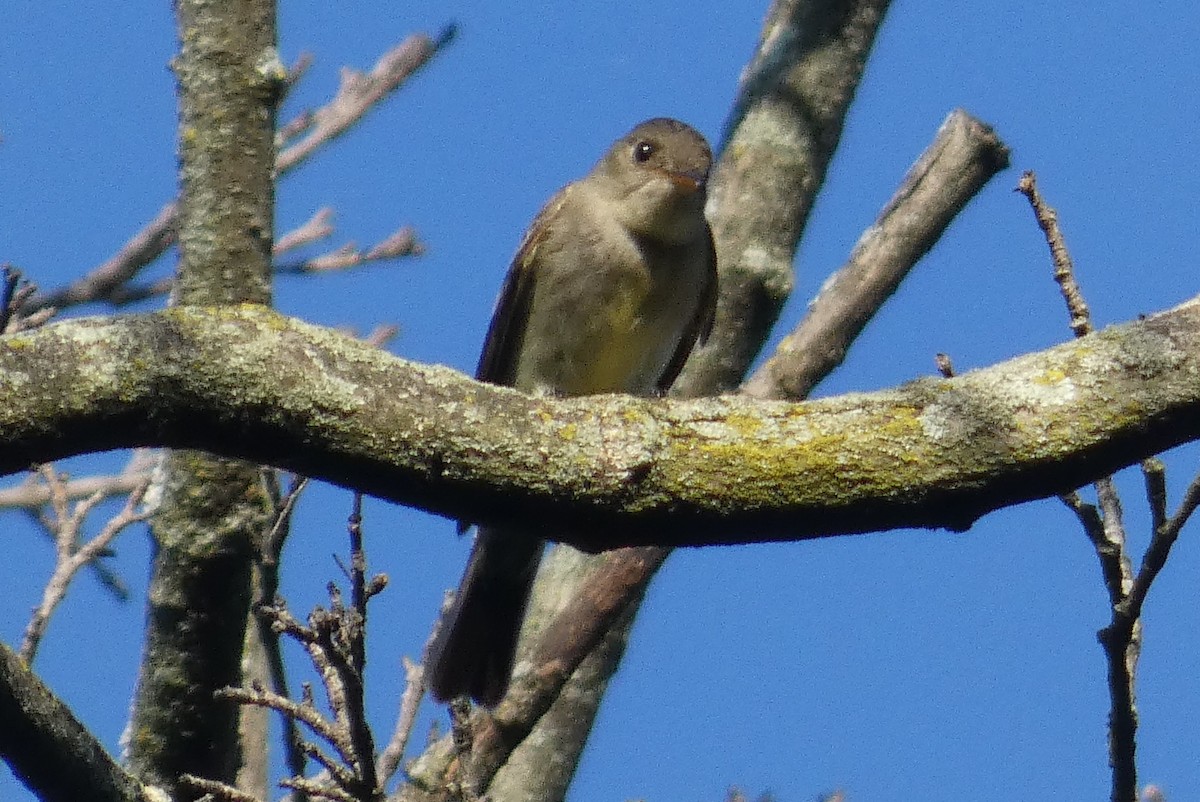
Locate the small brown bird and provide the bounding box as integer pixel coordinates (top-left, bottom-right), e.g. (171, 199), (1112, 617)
(427, 117), (718, 706)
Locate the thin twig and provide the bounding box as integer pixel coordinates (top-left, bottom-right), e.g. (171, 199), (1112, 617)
(0, 265), (23, 333)
(256, 473), (312, 787)
(275, 26), (457, 174)
(92, 224), (424, 306)
(226, 502), (388, 802)
(1021, 170), (1141, 802)
(275, 208), (337, 255)
(24, 201), (180, 313)
(1016, 170), (1091, 337)
(275, 227), (423, 275)
(363, 324), (400, 348)
(0, 450), (156, 510)
(284, 52), (316, 96)
(339, 493), (381, 796)
(23, 29), (454, 314)
(1127, 467), (1200, 618)
(219, 685), (349, 763)
(263, 475), (311, 565)
(180, 773), (262, 802)
(1096, 478), (1134, 597)
(19, 468), (151, 662)
(6, 452), (155, 601)
(376, 657), (428, 786)
(280, 775), (360, 802)
(0, 265), (54, 332)
(1142, 459), (1168, 537)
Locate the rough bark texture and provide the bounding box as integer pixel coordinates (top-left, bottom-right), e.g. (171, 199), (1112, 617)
(743, 109), (1011, 400)
(0, 302), (1198, 548)
(675, 0), (892, 397)
(0, 643), (149, 802)
(455, 5), (897, 793)
(125, 1), (280, 798)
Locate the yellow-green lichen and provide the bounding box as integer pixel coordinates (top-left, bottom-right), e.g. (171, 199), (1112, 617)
(722, 411), (765, 437)
(1033, 368), (1067, 385)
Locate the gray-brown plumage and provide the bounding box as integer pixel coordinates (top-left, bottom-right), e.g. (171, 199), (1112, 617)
(427, 118), (717, 706)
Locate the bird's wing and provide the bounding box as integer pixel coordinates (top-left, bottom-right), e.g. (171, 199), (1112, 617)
(475, 189), (569, 386)
(655, 222), (718, 393)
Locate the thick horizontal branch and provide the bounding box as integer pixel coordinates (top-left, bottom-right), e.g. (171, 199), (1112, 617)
(0, 303), (1198, 548)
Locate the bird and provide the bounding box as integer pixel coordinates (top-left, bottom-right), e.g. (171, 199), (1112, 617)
(426, 117), (718, 707)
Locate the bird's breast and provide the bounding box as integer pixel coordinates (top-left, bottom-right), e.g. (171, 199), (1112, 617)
(513, 229), (702, 396)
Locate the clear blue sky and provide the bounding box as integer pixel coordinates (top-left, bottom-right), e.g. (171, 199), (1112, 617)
(3, 2), (1200, 800)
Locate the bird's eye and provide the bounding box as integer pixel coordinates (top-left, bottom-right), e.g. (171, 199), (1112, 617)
(633, 140), (656, 163)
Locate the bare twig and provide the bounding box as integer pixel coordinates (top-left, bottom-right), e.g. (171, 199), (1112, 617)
(376, 656), (426, 787)
(219, 684), (349, 765)
(1016, 171), (1091, 337)
(225, 498), (388, 802)
(24, 201), (180, 313)
(276, 208), (337, 254)
(340, 494), (381, 795)
(1095, 478), (1134, 600)
(1022, 171), (1143, 802)
(1127, 466), (1200, 619)
(1142, 459), (1168, 536)
(278, 109), (316, 150)
(0, 265), (54, 332)
(256, 474), (313, 787)
(84, 224), (424, 307)
(0, 450), (155, 510)
(5, 451), (154, 604)
(275, 26), (457, 174)
(362, 324), (400, 349)
(96, 277), (174, 307)
(281, 775), (360, 802)
(284, 52), (316, 97)
(0, 265), (23, 333)
(19, 467), (151, 662)
(263, 475), (311, 565)
(180, 773), (263, 802)
(275, 227), (423, 275)
(262, 52), (318, 181)
(23, 28), (454, 315)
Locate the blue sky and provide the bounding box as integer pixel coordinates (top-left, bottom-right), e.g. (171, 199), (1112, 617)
(3, 2), (1200, 800)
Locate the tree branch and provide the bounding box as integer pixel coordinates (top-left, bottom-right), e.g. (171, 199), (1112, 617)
(0, 642), (149, 802)
(274, 25), (457, 174)
(744, 108), (1010, 399)
(125, 1), (279, 796)
(22, 29), (452, 315)
(19, 467), (151, 662)
(676, 0), (892, 396)
(0, 303), (1198, 547)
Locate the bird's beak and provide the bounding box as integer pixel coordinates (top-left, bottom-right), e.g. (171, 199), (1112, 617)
(667, 169), (708, 193)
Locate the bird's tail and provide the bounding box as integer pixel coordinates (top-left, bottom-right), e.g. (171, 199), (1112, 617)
(426, 527), (544, 706)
